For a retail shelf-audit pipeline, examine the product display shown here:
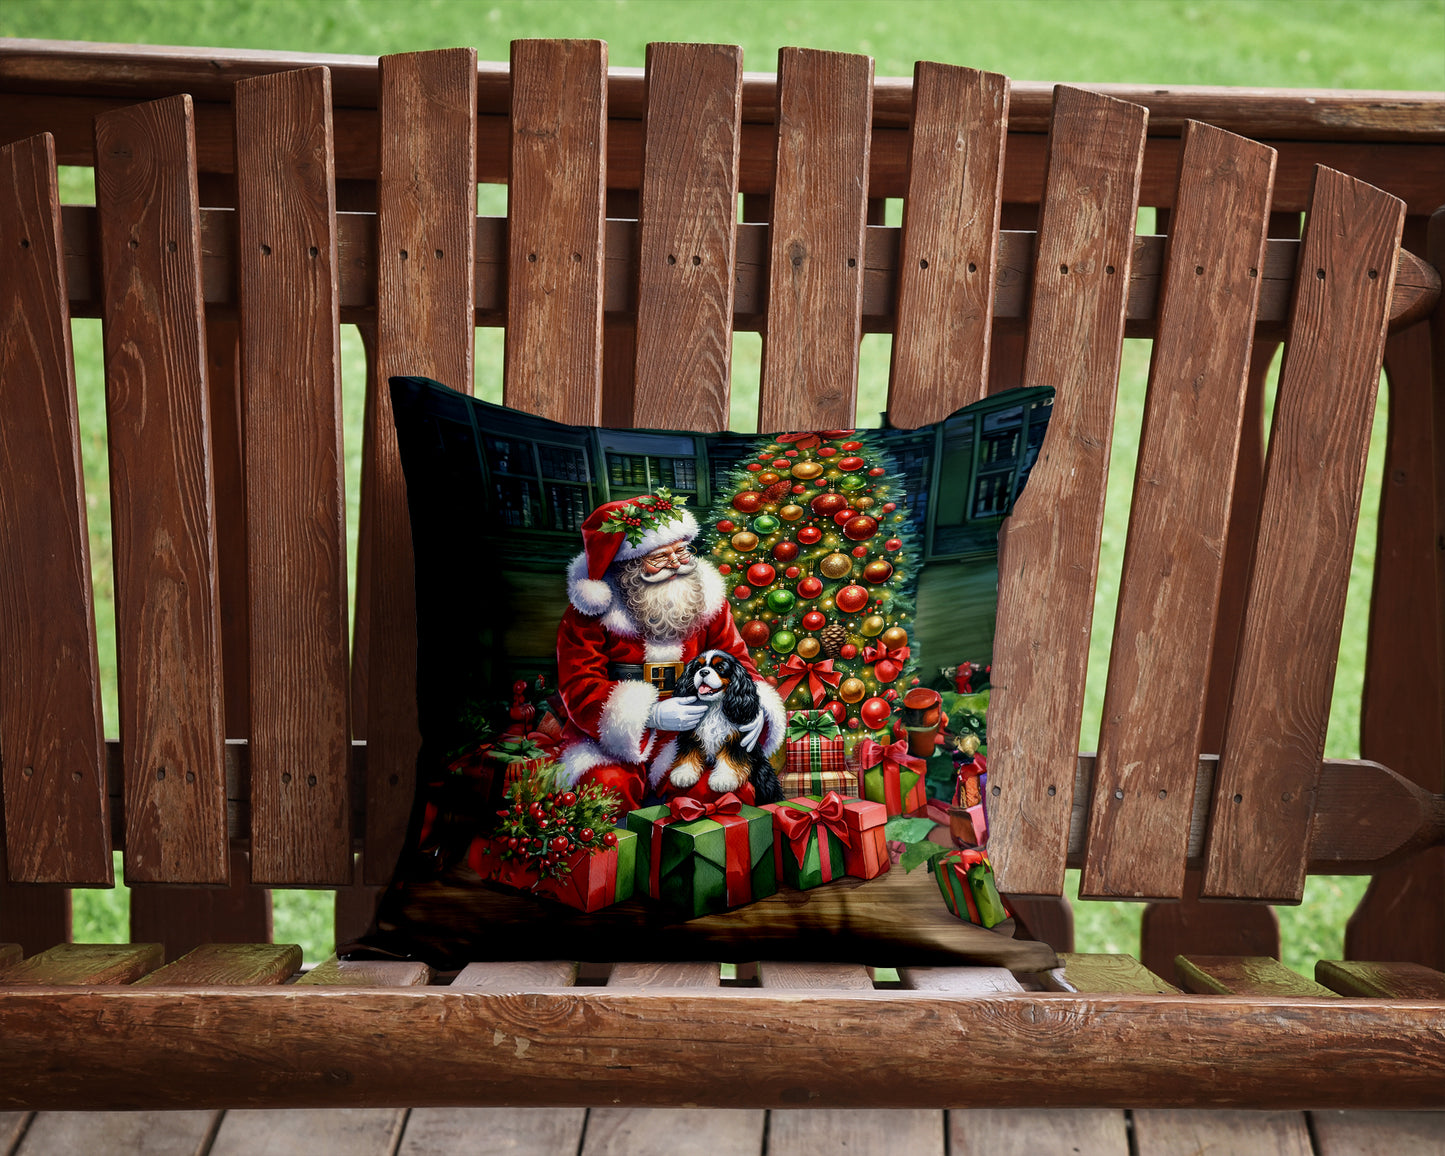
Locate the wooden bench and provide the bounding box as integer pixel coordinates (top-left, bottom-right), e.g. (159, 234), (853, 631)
(0, 38), (1442, 1111)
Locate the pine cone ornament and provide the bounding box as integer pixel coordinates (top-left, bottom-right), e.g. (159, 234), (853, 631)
(821, 621), (847, 658)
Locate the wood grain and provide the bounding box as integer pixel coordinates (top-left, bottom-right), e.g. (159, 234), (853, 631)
(132, 942), (301, 986)
(402, 1108), (587, 1156)
(450, 960), (579, 988)
(1139, 869), (1279, 982)
(1175, 955), (1336, 997)
(129, 846), (272, 962)
(0, 133), (110, 885)
(631, 43), (742, 433)
(233, 67), (352, 885)
(582, 1109), (764, 1156)
(93, 95), (229, 886)
(769, 1110), (944, 1155)
(756, 961), (873, 989)
(208, 1109), (405, 1156)
(1310, 1111), (1445, 1156)
(1045, 953), (1181, 994)
(504, 39), (607, 426)
(888, 64), (1009, 426)
(757, 48), (873, 433)
(298, 954), (432, 987)
(1316, 960), (1445, 999)
(898, 966), (1024, 993)
(950, 1110), (1127, 1156)
(363, 48), (477, 887)
(608, 962), (719, 988)
(1204, 167), (1406, 902)
(0, 942), (162, 985)
(987, 88), (1148, 897)
(16, 1110), (220, 1156)
(1083, 123), (1275, 900)
(1, 1113), (31, 1154)
(1132, 1111), (1312, 1156)
(0, 875), (69, 957)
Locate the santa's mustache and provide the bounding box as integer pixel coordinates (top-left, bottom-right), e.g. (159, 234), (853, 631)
(616, 557), (708, 640)
(636, 558), (696, 584)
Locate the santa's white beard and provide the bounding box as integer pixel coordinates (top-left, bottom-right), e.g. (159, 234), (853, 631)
(616, 558), (708, 641)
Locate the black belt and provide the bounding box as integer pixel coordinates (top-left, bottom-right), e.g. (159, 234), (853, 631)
(609, 661), (685, 697)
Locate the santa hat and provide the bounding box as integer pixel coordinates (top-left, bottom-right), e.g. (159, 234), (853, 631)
(574, 490), (700, 586)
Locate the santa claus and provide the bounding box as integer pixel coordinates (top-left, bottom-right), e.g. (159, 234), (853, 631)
(555, 489), (786, 813)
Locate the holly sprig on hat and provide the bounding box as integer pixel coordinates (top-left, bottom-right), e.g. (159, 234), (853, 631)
(599, 487), (689, 546)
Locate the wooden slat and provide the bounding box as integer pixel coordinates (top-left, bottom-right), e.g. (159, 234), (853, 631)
(986, 87), (1148, 897)
(582, 1109), (764, 1156)
(129, 847), (271, 963)
(1204, 167), (1406, 902)
(757, 961), (873, 989)
(16, 1110), (220, 1156)
(1311, 1110), (1445, 1156)
(0, 944), (19, 967)
(950, 1109), (1128, 1156)
(209, 1109), (405, 1156)
(362, 48), (477, 886)
(757, 48), (873, 432)
(1043, 953), (1181, 994)
(1084, 123), (1276, 901)
(233, 67), (352, 885)
(132, 942), (301, 986)
(450, 960), (579, 988)
(298, 954), (432, 987)
(0, 942), (162, 985)
(607, 962), (719, 988)
(0, 133), (110, 885)
(1316, 959), (1445, 999)
(630, 42), (742, 433)
(1, 1113), (31, 1153)
(1175, 955), (1336, 997)
(401, 1108), (588, 1156)
(888, 63), (1009, 425)
(1132, 1110), (1312, 1156)
(769, 1110), (944, 1156)
(1139, 869), (1279, 982)
(898, 966), (1024, 993)
(93, 94), (228, 885)
(504, 39), (606, 425)
(0, 877), (69, 957)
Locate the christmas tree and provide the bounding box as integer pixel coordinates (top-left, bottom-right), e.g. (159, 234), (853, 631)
(702, 429), (920, 735)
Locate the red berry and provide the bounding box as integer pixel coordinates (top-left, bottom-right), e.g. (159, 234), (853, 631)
(579, 827), (595, 843)
(718, 564), (732, 575)
(602, 831), (619, 847)
(538, 818), (550, 829)
(868, 467), (885, 477)
(507, 837), (520, 850)
(792, 484), (807, 494)
(559, 792), (577, 807)
(551, 835), (571, 853)
(496, 809), (510, 818)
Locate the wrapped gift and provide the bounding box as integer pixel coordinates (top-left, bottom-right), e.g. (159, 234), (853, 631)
(930, 848), (1007, 928)
(763, 793), (851, 889)
(783, 710), (848, 786)
(466, 828), (637, 912)
(627, 793), (776, 918)
(855, 735), (928, 817)
(949, 803), (988, 848)
(836, 793), (889, 879)
(485, 737), (552, 790)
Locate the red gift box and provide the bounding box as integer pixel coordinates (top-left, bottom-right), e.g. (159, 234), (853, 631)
(466, 831), (636, 912)
(763, 792), (890, 882)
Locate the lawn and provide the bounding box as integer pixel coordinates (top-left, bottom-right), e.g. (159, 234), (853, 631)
(7, 0), (1443, 968)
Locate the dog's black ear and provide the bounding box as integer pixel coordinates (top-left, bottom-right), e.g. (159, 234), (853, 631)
(720, 663), (760, 725)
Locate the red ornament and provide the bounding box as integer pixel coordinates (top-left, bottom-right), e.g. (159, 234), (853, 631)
(758, 451), (773, 460)
(801, 610), (827, 631)
(784, 565), (801, 578)
(785, 450), (799, 457)
(733, 491), (763, 514)
(772, 541), (799, 562)
(824, 700), (848, 725)
(758, 471), (780, 485)
(860, 696), (893, 729)
(863, 559), (894, 583)
(836, 584), (869, 614)
(882, 502), (896, 513)
(840, 440), (862, 452)
(746, 562), (776, 587)
(718, 564), (732, 575)
(741, 620), (771, 646)
(852, 545), (869, 558)
(602, 831), (619, 848)
(717, 519), (735, 533)
(874, 659), (900, 683)
(868, 467), (886, 477)
(840, 643), (858, 659)
(844, 514), (879, 541)
(839, 455), (864, 472)
(773, 459), (790, 469)
(847, 717), (861, 730)
(797, 526), (822, 545)
(734, 584), (753, 600)
(815, 478), (831, 488)
(817, 447), (836, 457)
(792, 484), (807, 494)
(797, 576), (823, 598)
(833, 509), (854, 526)
(579, 827), (595, 843)
(885, 538), (902, 551)
(811, 492), (848, 517)
(746, 462), (763, 472)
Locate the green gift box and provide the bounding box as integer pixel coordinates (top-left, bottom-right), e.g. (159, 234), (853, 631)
(930, 849), (1007, 928)
(762, 794), (853, 890)
(626, 795), (777, 918)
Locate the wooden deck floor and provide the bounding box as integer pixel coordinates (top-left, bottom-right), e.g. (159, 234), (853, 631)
(4, 1108), (1445, 1155)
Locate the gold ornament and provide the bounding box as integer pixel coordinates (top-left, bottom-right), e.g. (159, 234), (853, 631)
(854, 496), (875, 509)
(791, 461), (824, 481)
(861, 615), (885, 637)
(839, 677), (867, 704)
(881, 626), (909, 648)
(731, 531), (759, 552)
(779, 504), (805, 522)
(796, 636), (821, 659)
(819, 552), (852, 579)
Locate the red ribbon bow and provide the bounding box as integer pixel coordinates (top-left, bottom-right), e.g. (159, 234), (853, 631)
(776, 429), (855, 450)
(775, 654), (844, 707)
(862, 640), (911, 666)
(774, 791), (854, 875)
(668, 793), (743, 822)
(951, 848), (990, 871)
(855, 736), (926, 776)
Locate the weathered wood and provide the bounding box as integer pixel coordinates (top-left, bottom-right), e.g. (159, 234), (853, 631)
(1131, 1111), (1312, 1156)
(1205, 167), (1406, 902)
(0, 877), (69, 957)
(132, 942), (301, 987)
(129, 846), (271, 962)
(362, 48), (477, 887)
(608, 962), (719, 988)
(1, 1113), (32, 1153)
(233, 67), (352, 886)
(757, 48), (873, 432)
(1044, 953), (1181, 994)
(1139, 869), (1280, 982)
(1175, 955), (1336, 997)
(450, 961), (579, 988)
(1316, 959), (1445, 999)
(298, 954), (432, 987)
(771, 1110), (943, 1154)
(504, 39), (607, 425)
(402, 1108), (588, 1156)
(93, 95), (229, 886)
(0, 944), (19, 967)
(0, 133), (110, 885)
(0, 942), (162, 985)
(888, 64), (1008, 426)
(15, 1110), (220, 1156)
(1310, 1110), (1445, 1156)
(988, 87), (1148, 897)
(757, 961), (873, 990)
(1083, 123), (1275, 901)
(950, 1109), (1128, 1156)
(209, 1109), (405, 1156)
(630, 42), (741, 432)
(898, 967), (1024, 994)
(581, 1109), (763, 1156)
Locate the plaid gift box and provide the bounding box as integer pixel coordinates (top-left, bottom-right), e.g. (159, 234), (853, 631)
(626, 793), (776, 918)
(784, 710), (847, 784)
(466, 828), (637, 913)
(930, 848), (1007, 928)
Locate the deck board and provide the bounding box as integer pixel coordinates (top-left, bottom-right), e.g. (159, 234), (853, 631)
(950, 1109), (1128, 1155)
(399, 1108), (586, 1156)
(208, 1109), (404, 1156)
(769, 1110), (944, 1155)
(583, 1109), (764, 1155)
(1132, 1110), (1312, 1156)
(1310, 1111), (1445, 1155)
(16, 1111), (218, 1156)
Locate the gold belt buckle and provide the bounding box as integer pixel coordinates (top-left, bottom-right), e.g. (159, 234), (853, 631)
(643, 661), (685, 698)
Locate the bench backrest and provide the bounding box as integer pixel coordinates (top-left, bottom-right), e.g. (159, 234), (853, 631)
(0, 42), (1434, 925)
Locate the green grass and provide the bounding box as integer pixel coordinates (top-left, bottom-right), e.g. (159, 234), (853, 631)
(24, 0), (1445, 973)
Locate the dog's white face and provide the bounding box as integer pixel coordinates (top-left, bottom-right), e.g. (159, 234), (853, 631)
(690, 651), (734, 698)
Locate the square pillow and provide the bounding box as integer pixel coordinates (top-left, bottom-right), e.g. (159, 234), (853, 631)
(347, 376), (1057, 972)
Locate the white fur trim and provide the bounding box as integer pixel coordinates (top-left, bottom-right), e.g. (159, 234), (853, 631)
(648, 737), (679, 790)
(644, 640), (684, 662)
(567, 552), (614, 617)
(613, 508), (700, 562)
(755, 676), (788, 756)
(697, 558), (726, 619)
(559, 742), (612, 789)
(601, 601), (641, 638)
(598, 678), (660, 763)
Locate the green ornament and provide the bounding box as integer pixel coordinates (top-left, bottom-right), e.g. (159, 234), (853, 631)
(752, 514), (781, 535)
(766, 589), (796, 613)
(838, 475), (867, 492)
(770, 629), (797, 654)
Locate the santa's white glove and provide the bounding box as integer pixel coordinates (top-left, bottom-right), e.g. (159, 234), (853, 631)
(647, 695), (709, 733)
(740, 709), (767, 752)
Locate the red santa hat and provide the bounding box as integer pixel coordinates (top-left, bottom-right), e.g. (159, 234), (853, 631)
(576, 491), (700, 583)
